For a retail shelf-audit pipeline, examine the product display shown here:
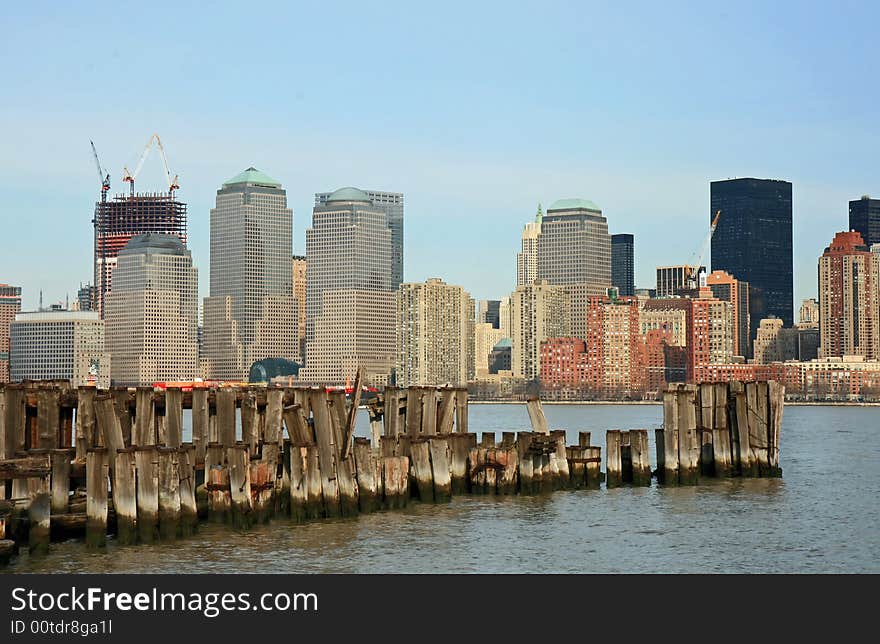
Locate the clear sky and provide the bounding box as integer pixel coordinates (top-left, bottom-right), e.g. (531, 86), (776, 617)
(2, 1), (877, 311)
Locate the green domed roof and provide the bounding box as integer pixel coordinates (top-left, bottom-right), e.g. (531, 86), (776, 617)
(547, 198), (601, 212)
(326, 186), (371, 202)
(223, 167), (281, 188)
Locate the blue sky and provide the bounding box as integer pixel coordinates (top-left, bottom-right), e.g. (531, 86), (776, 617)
(2, 1), (877, 311)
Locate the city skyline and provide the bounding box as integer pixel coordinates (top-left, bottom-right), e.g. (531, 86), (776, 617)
(2, 3), (878, 311)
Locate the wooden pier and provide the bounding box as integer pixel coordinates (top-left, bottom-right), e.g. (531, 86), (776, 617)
(0, 378), (785, 566)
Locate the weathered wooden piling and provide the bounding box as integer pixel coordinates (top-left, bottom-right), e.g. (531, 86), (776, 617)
(382, 456), (409, 509)
(449, 432), (475, 494)
(526, 398), (550, 434)
(629, 430), (651, 485)
(135, 446), (159, 542)
(191, 388), (208, 464)
(567, 446), (586, 488)
(134, 387), (156, 446)
(310, 390), (340, 517)
(303, 445), (324, 518)
(216, 389), (237, 448)
(406, 388), (423, 436)
(353, 438), (381, 512)
(421, 389), (438, 435)
(496, 447), (518, 494)
(95, 395), (125, 463)
(114, 447), (138, 544)
(767, 380), (784, 476)
(241, 390), (258, 455)
(85, 448), (108, 548)
(428, 437), (452, 501)
(551, 431), (570, 489)
(288, 444), (308, 522)
(249, 453), (273, 523)
(329, 391), (359, 516)
(227, 444), (252, 529)
(27, 471), (51, 554)
(437, 390), (456, 434)
(516, 432), (534, 494)
(179, 445), (198, 535)
(50, 448), (73, 514)
(165, 387), (183, 449)
(157, 447), (181, 539)
(410, 439), (434, 502)
(383, 387), (401, 437)
(454, 387), (468, 433)
(606, 430), (623, 488)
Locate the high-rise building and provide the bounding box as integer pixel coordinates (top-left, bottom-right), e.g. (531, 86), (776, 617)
(396, 278), (474, 387)
(10, 310), (110, 387)
(584, 294), (644, 395)
(710, 178), (794, 331)
(76, 283), (96, 312)
(94, 192), (187, 317)
(0, 284), (22, 383)
(656, 265), (705, 298)
(685, 288), (735, 381)
(473, 322), (504, 378)
(753, 317), (798, 364)
(818, 231), (880, 360)
(707, 269), (751, 358)
(517, 205), (542, 286)
(302, 187), (395, 385)
(849, 196), (880, 248)
(105, 234), (199, 385)
(537, 199), (612, 339)
(498, 296), (511, 338)
(511, 280), (571, 381)
(640, 298), (689, 348)
(798, 297), (820, 328)
(292, 255), (307, 360)
(316, 189), (403, 288)
(611, 233), (634, 297)
(202, 168), (297, 380)
(476, 299), (501, 328)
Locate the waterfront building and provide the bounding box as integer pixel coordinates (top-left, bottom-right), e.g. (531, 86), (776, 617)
(0, 284), (22, 383)
(316, 188), (403, 288)
(686, 288), (735, 381)
(9, 310), (110, 387)
(707, 269), (751, 358)
(537, 199), (611, 339)
(584, 295), (644, 395)
(818, 231), (880, 360)
(292, 255), (307, 360)
(611, 233), (635, 297)
(302, 187), (395, 385)
(202, 168), (297, 381)
(396, 278), (474, 387)
(517, 205), (542, 286)
(752, 317), (798, 364)
(104, 234), (199, 385)
(710, 178), (794, 329)
(511, 280), (571, 381)
(849, 195), (880, 248)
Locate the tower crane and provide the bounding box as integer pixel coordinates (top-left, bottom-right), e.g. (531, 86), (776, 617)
(90, 140), (111, 203)
(122, 133), (180, 197)
(686, 209), (721, 290)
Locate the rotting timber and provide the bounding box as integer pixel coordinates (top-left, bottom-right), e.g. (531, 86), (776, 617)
(0, 377), (785, 567)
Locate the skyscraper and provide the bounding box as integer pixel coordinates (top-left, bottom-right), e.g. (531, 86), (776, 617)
(476, 299), (501, 328)
(710, 178), (793, 331)
(517, 205), (541, 286)
(105, 234), (199, 385)
(292, 255), (307, 360)
(707, 269), (751, 358)
(655, 264), (705, 297)
(94, 192), (187, 317)
(537, 198), (611, 339)
(396, 278), (474, 387)
(473, 322), (504, 377)
(611, 233), (634, 297)
(202, 168), (297, 380)
(0, 284), (22, 383)
(511, 280), (571, 381)
(818, 231), (880, 360)
(302, 187), (395, 385)
(315, 189), (404, 288)
(849, 196), (880, 248)
(798, 298), (820, 328)
(584, 295), (644, 395)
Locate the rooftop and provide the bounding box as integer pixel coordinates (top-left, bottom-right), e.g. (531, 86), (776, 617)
(326, 186), (371, 203)
(547, 198), (601, 212)
(222, 167), (282, 188)
(120, 233), (189, 257)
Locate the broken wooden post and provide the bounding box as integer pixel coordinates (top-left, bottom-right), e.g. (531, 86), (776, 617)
(606, 430), (622, 488)
(227, 444), (252, 529)
(449, 432), (475, 494)
(191, 388), (208, 465)
(732, 383), (754, 477)
(114, 447), (138, 545)
(383, 386), (401, 437)
(165, 387), (183, 449)
(4, 386), (26, 459)
(265, 388), (285, 449)
(699, 382), (715, 476)
(428, 436), (452, 501)
(133, 387), (155, 446)
(630, 429), (651, 486)
(85, 448), (108, 549)
(36, 388), (61, 449)
(157, 447), (181, 539)
(497, 447), (518, 494)
(248, 455), (272, 524)
(179, 444), (197, 536)
(751, 381), (771, 475)
(657, 389), (679, 484)
(410, 439), (434, 502)
(585, 445), (602, 488)
(75, 387), (97, 460)
(288, 444), (308, 523)
(677, 385), (700, 484)
(526, 398), (550, 435)
(468, 447), (487, 494)
(767, 380), (784, 477)
(516, 432), (534, 494)
(135, 446), (159, 542)
(342, 368), (364, 460)
(328, 391), (359, 516)
(382, 456), (409, 509)
(94, 395), (125, 468)
(500, 431), (516, 448)
(551, 431), (570, 489)
(241, 390), (258, 455)
(711, 383), (731, 477)
(454, 387), (468, 433)
(437, 389), (456, 434)
(421, 389), (438, 436)
(50, 448), (72, 514)
(304, 445), (323, 519)
(406, 387), (423, 436)
(216, 388), (236, 448)
(481, 432), (495, 448)
(353, 438), (381, 512)
(567, 446), (586, 489)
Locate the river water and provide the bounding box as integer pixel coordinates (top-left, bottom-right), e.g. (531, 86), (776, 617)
(3, 404), (878, 573)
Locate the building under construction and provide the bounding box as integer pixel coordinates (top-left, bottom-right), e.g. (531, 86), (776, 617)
(93, 192), (187, 316)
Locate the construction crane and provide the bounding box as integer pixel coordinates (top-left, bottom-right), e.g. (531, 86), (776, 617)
(686, 209), (721, 290)
(122, 133), (180, 197)
(90, 140), (111, 203)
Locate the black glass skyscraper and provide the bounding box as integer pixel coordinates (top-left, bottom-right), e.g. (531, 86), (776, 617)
(849, 196), (880, 248)
(710, 178), (793, 331)
(611, 233), (634, 297)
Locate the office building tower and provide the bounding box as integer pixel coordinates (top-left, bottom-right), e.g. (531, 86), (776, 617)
(476, 299), (501, 328)
(292, 255), (307, 360)
(76, 283), (96, 312)
(798, 298), (820, 328)
(316, 189), (403, 287)
(818, 231), (880, 360)
(511, 280), (571, 381)
(498, 296), (511, 338)
(302, 187), (395, 385)
(10, 310), (110, 387)
(656, 265), (705, 298)
(0, 284), (22, 383)
(104, 234), (199, 385)
(396, 278), (474, 387)
(849, 196), (880, 248)
(202, 168), (297, 380)
(640, 299), (689, 348)
(537, 199), (611, 339)
(474, 321), (504, 377)
(94, 191), (187, 317)
(707, 269), (751, 358)
(710, 178), (794, 330)
(517, 205), (542, 286)
(611, 233), (634, 297)
(584, 295), (644, 394)
(753, 317), (798, 364)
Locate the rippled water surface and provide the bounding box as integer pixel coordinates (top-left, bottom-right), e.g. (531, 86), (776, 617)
(4, 404), (878, 573)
